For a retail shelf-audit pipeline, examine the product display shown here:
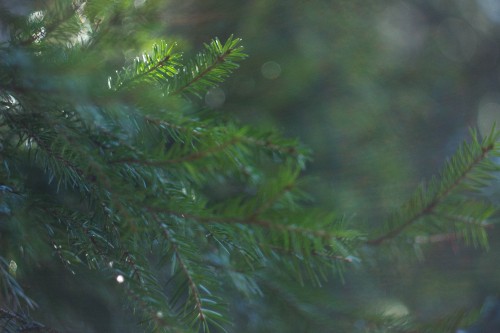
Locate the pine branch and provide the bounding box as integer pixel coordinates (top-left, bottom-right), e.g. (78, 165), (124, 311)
(155, 217), (229, 332)
(115, 250), (185, 333)
(367, 128), (500, 246)
(16, 1), (84, 47)
(265, 244), (355, 263)
(0, 257), (37, 311)
(144, 116), (308, 159)
(7, 2), (500, 331)
(111, 136), (241, 166)
(149, 208), (335, 241)
(111, 41), (181, 91)
(169, 36), (247, 98)
(0, 308), (60, 333)
(159, 223), (208, 331)
(148, 205), (360, 277)
(248, 182), (295, 220)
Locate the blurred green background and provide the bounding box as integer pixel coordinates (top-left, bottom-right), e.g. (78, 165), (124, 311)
(6, 0), (500, 331)
(162, 0), (498, 216)
(158, 0), (500, 331)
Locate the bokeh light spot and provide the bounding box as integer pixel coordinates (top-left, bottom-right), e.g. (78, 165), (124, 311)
(377, 3), (427, 61)
(477, 0), (500, 24)
(372, 299), (410, 318)
(261, 61), (281, 79)
(477, 93), (500, 137)
(134, 0), (147, 8)
(205, 87), (226, 109)
(434, 18), (477, 62)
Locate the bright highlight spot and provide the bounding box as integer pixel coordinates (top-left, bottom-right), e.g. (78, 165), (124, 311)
(376, 3), (427, 61)
(478, 0), (500, 23)
(28, 11), (44, 23)
(116, 275), (125, 283)
(134, 0), (147, 8)
(477, 93), (500, 137)
(8, 260), (17, 276)
(156, 311), (164, 319)
(373, 299), (410, 318)
(261, 61), (282, 79)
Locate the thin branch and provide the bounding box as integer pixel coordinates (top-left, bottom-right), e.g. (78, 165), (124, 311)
(144, 116), (303, 157)
(18, 2), (83, 47)
(117, 251), (181, 332)
(248, 183), (294, 220)
(144, 116), (198, 133)
(414, 213), (494, 245)
(156, 217), (207, 327)
(367, 143), (495, 246)
(265, 244), (354, 263)
(110, 137), (241, 165)
(172, 49), (234, 96)
(117, 55), (172, 91)
(0, 308), (59, 333)
(147, 207), (342, 241)
(240, 136), (300, 156)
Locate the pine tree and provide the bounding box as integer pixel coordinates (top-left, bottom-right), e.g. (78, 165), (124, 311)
(0, 1), (499, 332)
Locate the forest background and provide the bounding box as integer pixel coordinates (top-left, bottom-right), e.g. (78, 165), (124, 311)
(162, 0), (500, 331)
(2, 0), (500, 332)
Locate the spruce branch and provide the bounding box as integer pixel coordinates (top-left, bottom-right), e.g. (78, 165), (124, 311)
(111, 136), (241, 166)
(0, 257), (37, 311)
(0, 308), (60, 333)
(248, 182), (295, 219)
(113, 250), (184, 333)
(367, 128), (500, 246)
(152, 208), (308, 238)
(265, 244), (355, 263)
(7, 1), (500, 331)
(111, 41), (181, 91)
(240, 135), (304, 157)
(16, 1), (84, 47)
(148, 207), (358, 255)
(159, 223), (208, 331)
(144, 115), (309, 159)
(154, 216), (229, 333)
(169, 36), (247, 98)
(20, 135), (82, 188)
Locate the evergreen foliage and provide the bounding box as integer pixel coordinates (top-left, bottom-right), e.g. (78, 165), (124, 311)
(0, 1), (499, 332)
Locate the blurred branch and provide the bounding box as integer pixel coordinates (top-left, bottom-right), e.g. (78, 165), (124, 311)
(0, 308), (60, 333)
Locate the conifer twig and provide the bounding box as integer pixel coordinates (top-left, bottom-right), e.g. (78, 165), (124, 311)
(144, 116), (302, 156)
(18, 2), (83, 47)
(172, 48), (234, 96)
(0, 308), (60, 333)
(248, 183), (295, 219)
(367, 141), (496, 246)
(117, 54), (173, 90)
(264, 244), (354, 263)
(156, 218), (207, 328)
(110, 137), (241, 165)
(148, 207), (343, 241)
